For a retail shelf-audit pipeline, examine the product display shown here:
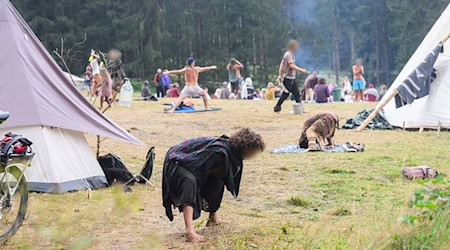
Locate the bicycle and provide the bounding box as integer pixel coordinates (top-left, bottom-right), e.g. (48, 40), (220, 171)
(0, 111), (34, 242)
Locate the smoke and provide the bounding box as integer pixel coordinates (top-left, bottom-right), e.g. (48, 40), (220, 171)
(286, 0), (332, 70)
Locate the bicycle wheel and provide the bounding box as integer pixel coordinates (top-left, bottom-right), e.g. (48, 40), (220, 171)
(0, 171), (28, 242)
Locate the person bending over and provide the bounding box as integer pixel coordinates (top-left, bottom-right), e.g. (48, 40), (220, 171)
(304, 71), (318, 103)
(162, 128), (265, 243)
(274, 39), (309, 113)
(299, 112), (339, 151)
(165, 57), (217, 112)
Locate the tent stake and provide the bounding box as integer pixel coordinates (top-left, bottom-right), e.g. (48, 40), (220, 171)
(356, 90), (398, 131)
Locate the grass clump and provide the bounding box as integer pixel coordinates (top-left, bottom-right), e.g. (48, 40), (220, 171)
(287, 195), (312, 207)
(326, 169), (356, 174)
(332, 208), (352, 216)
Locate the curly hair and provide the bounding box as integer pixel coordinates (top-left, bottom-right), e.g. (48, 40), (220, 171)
(229, 128), (265, 153)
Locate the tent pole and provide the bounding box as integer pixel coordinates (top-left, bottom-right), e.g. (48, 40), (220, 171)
(96, 135), (100, 158)
(441, 32), (450, 45)
(356, 89), (399, 131)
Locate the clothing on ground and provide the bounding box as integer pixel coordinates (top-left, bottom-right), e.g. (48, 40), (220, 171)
(341, 108), (393, 130)
(162, 136), (243, 221)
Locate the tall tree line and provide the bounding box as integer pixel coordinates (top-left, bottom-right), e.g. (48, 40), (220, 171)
(12, 0), (448, 86)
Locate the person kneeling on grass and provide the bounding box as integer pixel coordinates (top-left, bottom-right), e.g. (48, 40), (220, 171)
(299, 112), (339, 151)
(162, 128), (265, 243)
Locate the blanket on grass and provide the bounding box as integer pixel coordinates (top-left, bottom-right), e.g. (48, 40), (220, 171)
(272, 142), (365, 154)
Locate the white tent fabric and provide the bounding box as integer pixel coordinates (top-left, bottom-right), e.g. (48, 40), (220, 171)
(0, 0), (144, 192)
(0, 127), (107, 193)
(383, 4), (450, 129)
(63, 72), (84, 86)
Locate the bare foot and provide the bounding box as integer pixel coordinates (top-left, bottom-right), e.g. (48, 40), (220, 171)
(186, 231), (206, 243)
(206, 219), (224, 227)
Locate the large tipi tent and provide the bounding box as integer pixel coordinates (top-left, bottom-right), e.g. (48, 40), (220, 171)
(0, 0), (144, 193)
(383, 4), (450, 129)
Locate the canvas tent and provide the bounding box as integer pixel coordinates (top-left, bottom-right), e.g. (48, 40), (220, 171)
(0, 0), (144, 193)
(382, 4), (450, 129)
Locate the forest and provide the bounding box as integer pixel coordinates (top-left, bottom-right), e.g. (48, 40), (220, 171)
(12, 0), (449, 87)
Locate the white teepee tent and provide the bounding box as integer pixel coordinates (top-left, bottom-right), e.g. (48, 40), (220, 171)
(383, 4), (450, 129)
(0, 0), (144, 193)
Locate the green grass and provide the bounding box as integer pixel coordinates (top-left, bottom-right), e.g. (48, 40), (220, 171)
(1, 100), (449, 249)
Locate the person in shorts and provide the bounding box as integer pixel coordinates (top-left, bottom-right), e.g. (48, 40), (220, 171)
(164, 57), (217, 112)
(227, 58), (244, 97)
(352, 59), (365, 102)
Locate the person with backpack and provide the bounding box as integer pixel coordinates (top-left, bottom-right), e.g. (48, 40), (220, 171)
(162, 128), (265, 243)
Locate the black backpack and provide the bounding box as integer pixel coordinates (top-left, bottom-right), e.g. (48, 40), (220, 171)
(138, 147), (155, 183)
(98, 154), (135, 185)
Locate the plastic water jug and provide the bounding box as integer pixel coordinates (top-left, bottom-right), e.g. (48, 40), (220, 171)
(119, 79), (133, 107)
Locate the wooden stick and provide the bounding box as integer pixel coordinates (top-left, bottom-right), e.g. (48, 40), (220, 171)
(419, 127), (424, 134)
(356, 89), (399, 131)
(441, 32), (450, 45)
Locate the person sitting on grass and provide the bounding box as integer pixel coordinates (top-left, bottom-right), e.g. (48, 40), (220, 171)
(164, 57), (217, 112)
(220, 82), (231, 100)
(299, 112), (339, 151)
(313, 77), (331, 103)
(141, 80), (152, 100)
(364, 84), (379, 102)
(265, 82), (281, 100)
(169, 83), (180, 98)
(162, 128), (265, 243)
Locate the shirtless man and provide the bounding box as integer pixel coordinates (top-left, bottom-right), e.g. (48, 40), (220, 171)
(165, 57), (217, 112)
(352, 59), (365, 102)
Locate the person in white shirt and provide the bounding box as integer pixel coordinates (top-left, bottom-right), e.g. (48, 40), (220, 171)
(90, 50), (102, 97)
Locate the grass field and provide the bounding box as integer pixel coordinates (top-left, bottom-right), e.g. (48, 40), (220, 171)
(2, 99), (450, 249)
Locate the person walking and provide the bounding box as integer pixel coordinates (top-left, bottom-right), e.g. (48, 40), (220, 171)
(273, 40), (309, 113)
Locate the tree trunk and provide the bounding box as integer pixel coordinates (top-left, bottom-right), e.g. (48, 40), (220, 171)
(333, 3), (340, 84)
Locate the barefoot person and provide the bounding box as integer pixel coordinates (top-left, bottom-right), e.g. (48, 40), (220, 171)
(274, 40), (309, 113)
(162, 128), (265, 243)
(165, 57), (217, 112)
(352, 59), (365, 102)
(299, 112), (339, 151)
